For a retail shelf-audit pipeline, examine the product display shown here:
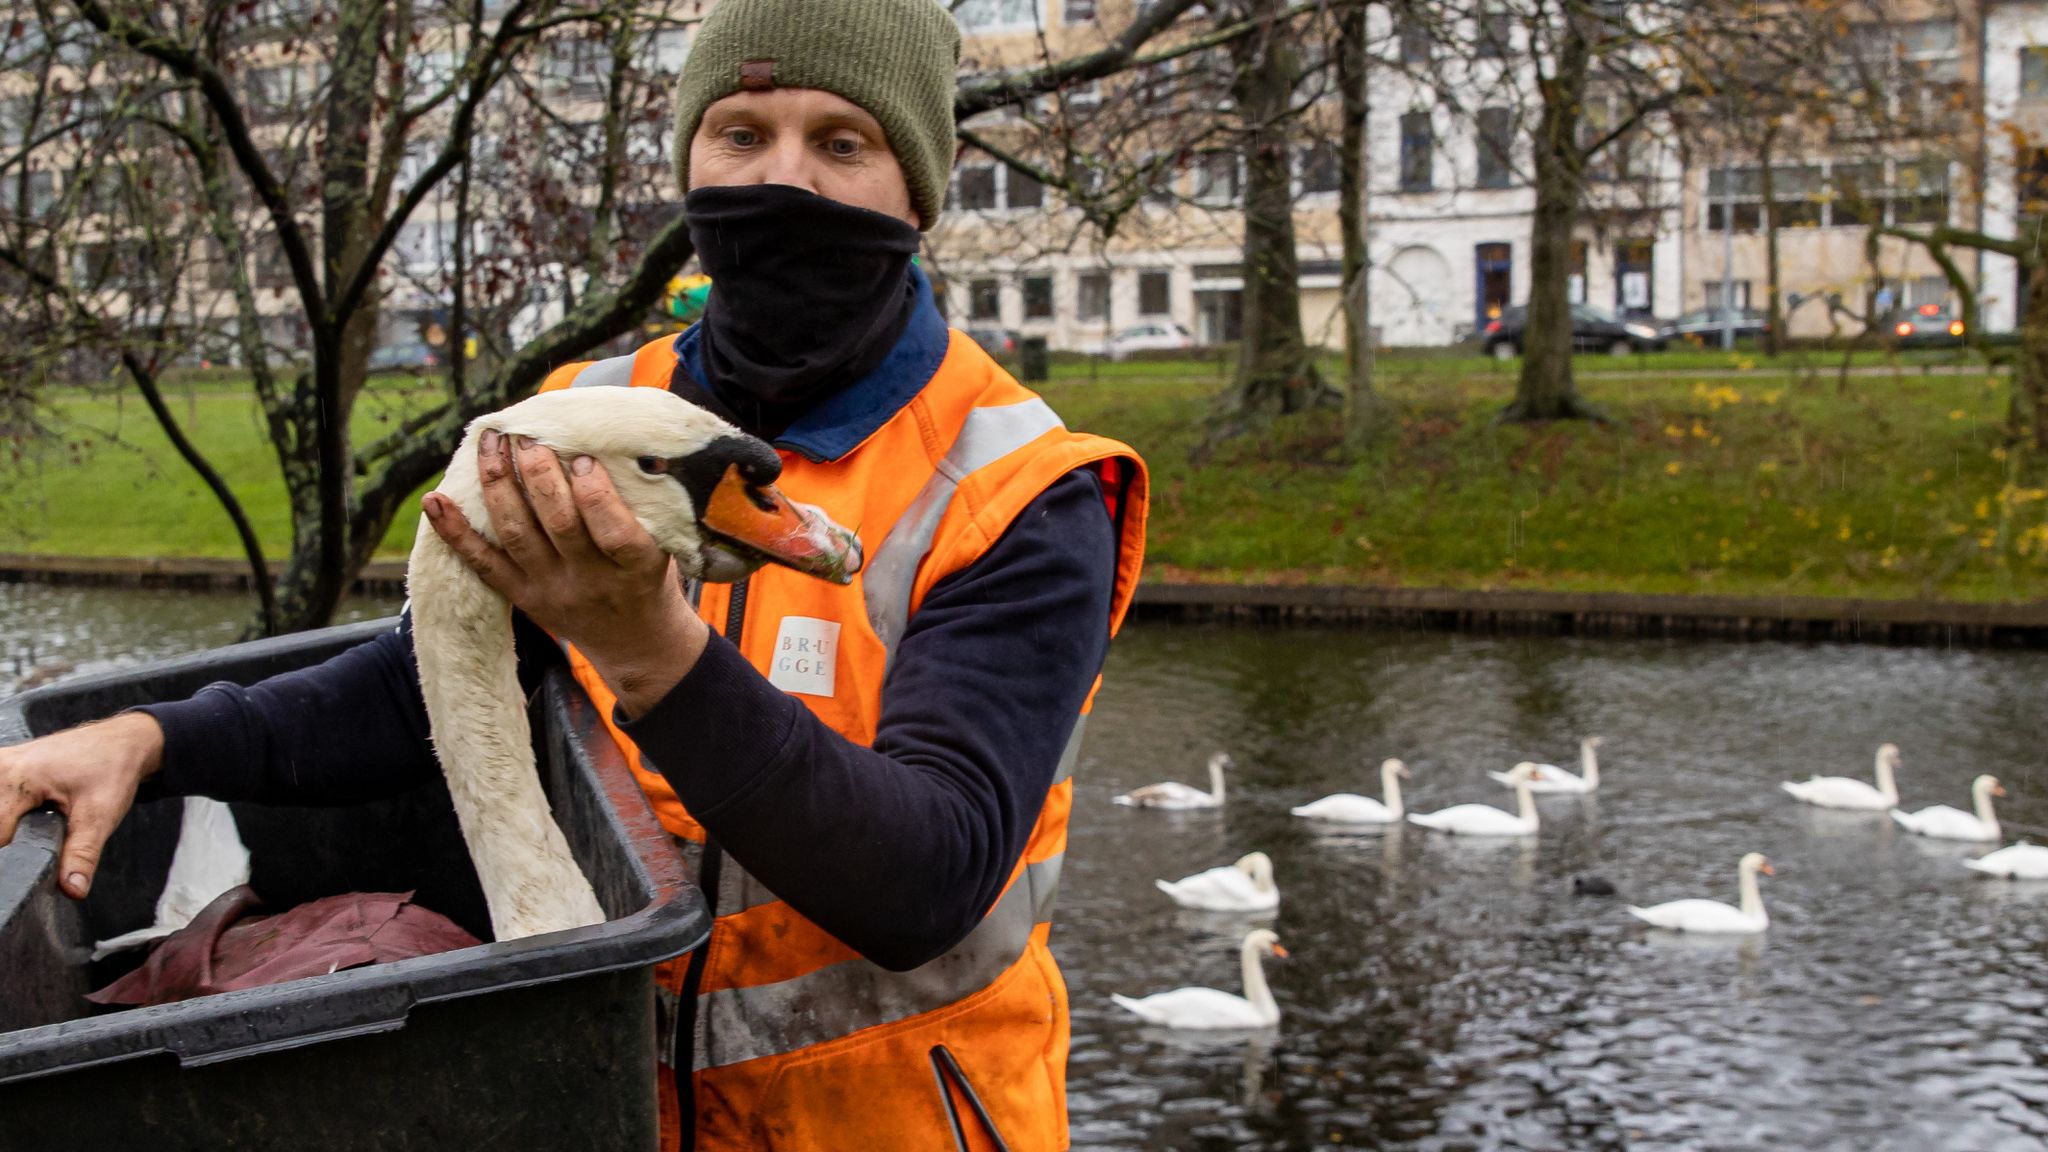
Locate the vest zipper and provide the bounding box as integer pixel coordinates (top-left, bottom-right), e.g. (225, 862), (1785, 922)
(675, 577), (748, 1151)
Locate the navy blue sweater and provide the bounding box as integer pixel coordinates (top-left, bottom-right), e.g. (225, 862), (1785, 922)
(144, 456), (1116, 970)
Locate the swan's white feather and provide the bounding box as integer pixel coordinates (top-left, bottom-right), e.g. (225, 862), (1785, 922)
(1891, 805), (1997, 842)
(1115, 781), (1217, 809)
(1154, 865), (1277, 913)
(1965, 843), (2048, 879)
(1111, 988), (1272, 1029)
(1780, 776), (1891, 810)
(1626, 898), (1765, 934)
(91, 797), (250, 959)
(1406, 803), (1533, 836)
(1290, 794), (1395, 823)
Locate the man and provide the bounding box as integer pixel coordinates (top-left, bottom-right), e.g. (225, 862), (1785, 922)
(0, 0), (1148, 1147)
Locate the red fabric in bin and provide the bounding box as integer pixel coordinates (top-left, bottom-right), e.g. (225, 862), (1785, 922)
(88, 886), (481, 1007)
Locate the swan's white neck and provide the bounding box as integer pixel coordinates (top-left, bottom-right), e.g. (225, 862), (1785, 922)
(1974, 782), (2001, 829)
(1381, 763), (1405, 818)
(1240, 938), (1278, 1024)
(1514, 778), (1538, 829)
(1580, 741), (1599, 787)
(1738, 861), (1767, 923)
(1874, 752), (1898, 804)
(1209, 759), (1228, 803)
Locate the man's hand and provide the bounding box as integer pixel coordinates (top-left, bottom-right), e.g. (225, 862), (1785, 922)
(422, 428), (710, 717)
(0, 712), (163, 899)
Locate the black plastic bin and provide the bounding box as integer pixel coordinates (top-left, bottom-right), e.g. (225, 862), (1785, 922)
(0, 619), (708, 1151)
(1018, 335), (1050, 382)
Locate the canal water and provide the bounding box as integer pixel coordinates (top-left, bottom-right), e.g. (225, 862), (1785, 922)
(5, 584), (2047, 1150)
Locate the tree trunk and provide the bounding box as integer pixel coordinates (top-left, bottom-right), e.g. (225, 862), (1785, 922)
(1507, 14), (1595, 422)
(1213, 0), (1329, 435)
(2024, 258), (2048, 451)
(1759, 121), (1784, 358)
(1337, 2), (1381, 447)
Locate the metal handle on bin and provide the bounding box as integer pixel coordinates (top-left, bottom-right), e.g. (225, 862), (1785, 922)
(170, 984), (420, 1067)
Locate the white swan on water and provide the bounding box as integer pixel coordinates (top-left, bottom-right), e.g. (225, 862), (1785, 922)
(1115, 752), (1230, 810)
(1491, 736), (1602, 794)
(1892, 774), (2004, 842)
(1291, 758), (1410, 824)
(1111, 928), (1288, 1029)
(1408, 763), (1540, 836)
(411, 388), (862, 940)
(1628, 852), (1773, 934)
(1781, 743), (1901, 810)
(1964, 843), (2048, 880)
(1154, 851), (1280, 913)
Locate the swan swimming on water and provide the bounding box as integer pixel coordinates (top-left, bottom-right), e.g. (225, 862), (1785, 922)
(410, 387), (862, 940)
(1781, 743), (1901, 811)
(1115, 752), (1230, 809)
(1291, 758), (1410, 824)
(1408, 763), (1540, 836)
(1627, 852), (1773, 934)
(1111, 928), (1288, 1029)
(1491, 736), (1602, 794)
(1154, 851), (1280, 913)
(1892, 774), (2004, 842)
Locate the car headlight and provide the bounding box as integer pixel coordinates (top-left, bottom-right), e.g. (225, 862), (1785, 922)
(1625, 324), (1657, 340)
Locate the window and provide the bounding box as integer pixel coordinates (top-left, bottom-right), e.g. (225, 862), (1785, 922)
(649, 28), (693, 74)
(1702, 280), (1752, 309)
(1475, 2), (1512, 58)
(1138, 270), (1171, 316)
(1298, 142), (1342, 195)
(1476, 106), (1513, 189)
(1704, 167), (1761, 232)
(1022, 274), (1053, 319)
(1907, 275), (1950, 308)
(1192, 152), (1241, 207)
(1143, 160), (1178, 206)
(1078, 271), (1110, 321)
(1829, 161), (1885, 225)
(955, 165), (998, 211)
(1892, 158), (1948, 225)
(1005, 169), (1043, 210)
(1062, 0), (1095, 22)
(1399, 111), (1433, 192)
(2026, 48), (2048, 100)
(1771, 164), (1824, 228)
(969, 278), (1002, 321)
(954, 0), (1037, 34)
(1398, 16), (1431, 65)
(1298, 259), (1342, 280)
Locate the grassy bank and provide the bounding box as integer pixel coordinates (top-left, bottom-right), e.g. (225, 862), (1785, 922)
(4, 354), (2044, 603)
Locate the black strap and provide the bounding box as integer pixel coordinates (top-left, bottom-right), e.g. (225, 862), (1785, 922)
(929, 1044), (1011, 1152)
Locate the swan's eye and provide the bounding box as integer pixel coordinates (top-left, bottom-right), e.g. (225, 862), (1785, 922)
(637, 456), (666, 476)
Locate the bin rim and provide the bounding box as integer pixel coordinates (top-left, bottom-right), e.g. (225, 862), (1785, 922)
(0, 617), (707, 1082)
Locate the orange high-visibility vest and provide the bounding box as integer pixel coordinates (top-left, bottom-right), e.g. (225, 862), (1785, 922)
(539, 330), (1147, 1151)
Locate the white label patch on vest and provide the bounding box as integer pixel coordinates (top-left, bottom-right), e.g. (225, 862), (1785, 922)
(768, 616), (840, 697)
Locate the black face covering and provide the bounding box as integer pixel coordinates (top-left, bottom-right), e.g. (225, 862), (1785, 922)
(683, 183), (922, 437)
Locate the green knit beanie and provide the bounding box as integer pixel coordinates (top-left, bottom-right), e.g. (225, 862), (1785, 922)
(672, 0), (961, 230)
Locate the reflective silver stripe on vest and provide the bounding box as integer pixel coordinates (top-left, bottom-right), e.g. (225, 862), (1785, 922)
(569, 353), (637, 388)
(694, 852), (1065, 1070)
(1053, 716), (1086, 786)
(861, 398), (1065, 663)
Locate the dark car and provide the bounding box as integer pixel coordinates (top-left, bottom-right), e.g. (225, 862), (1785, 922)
(366, 340), (442, 374)
(964, 326), (1021, 361)
(1660, 307), (1771, 346)
(1883, 302), (1966, 348)
(1481, 304), (1666, 360)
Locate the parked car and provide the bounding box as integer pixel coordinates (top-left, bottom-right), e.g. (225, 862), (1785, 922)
(1481, 305), (1665, 359)
(366, 341), (441, 374)
(1659, 307), (1771, 346)
(1883, 302), (1967, 348)
(964, 325), (1021, 361)
(1099, 321), (1196, 361)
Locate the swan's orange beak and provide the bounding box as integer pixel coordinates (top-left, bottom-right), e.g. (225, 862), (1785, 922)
(1269, 943), (1290, 959)
(700, 466), (863, 585)
(1758, 861), (1775, 876)
(1993, 783), (2009, 798)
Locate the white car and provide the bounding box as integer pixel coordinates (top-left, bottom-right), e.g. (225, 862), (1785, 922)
(1100, 321), (1196, 360)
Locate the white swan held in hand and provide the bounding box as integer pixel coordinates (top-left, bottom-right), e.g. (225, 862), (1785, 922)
(1115, 752), (1230, 809)
(1491, 736), (1602, 794)
(1111, 928), (1288, 1028)
(1781, 743), (1901, 810)
(1408, 763), (1539, 836)
(1892, 774), (2004, 842)
(1964, 843), (2048, 879)
(411, 388), (863, 941)
(1292, 758), (1410, 824)
(1154, 851), (1280, 912)
(1628, 852), (1773, 934)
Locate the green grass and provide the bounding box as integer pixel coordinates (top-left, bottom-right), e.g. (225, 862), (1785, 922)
(5, 359), (2045, 604)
